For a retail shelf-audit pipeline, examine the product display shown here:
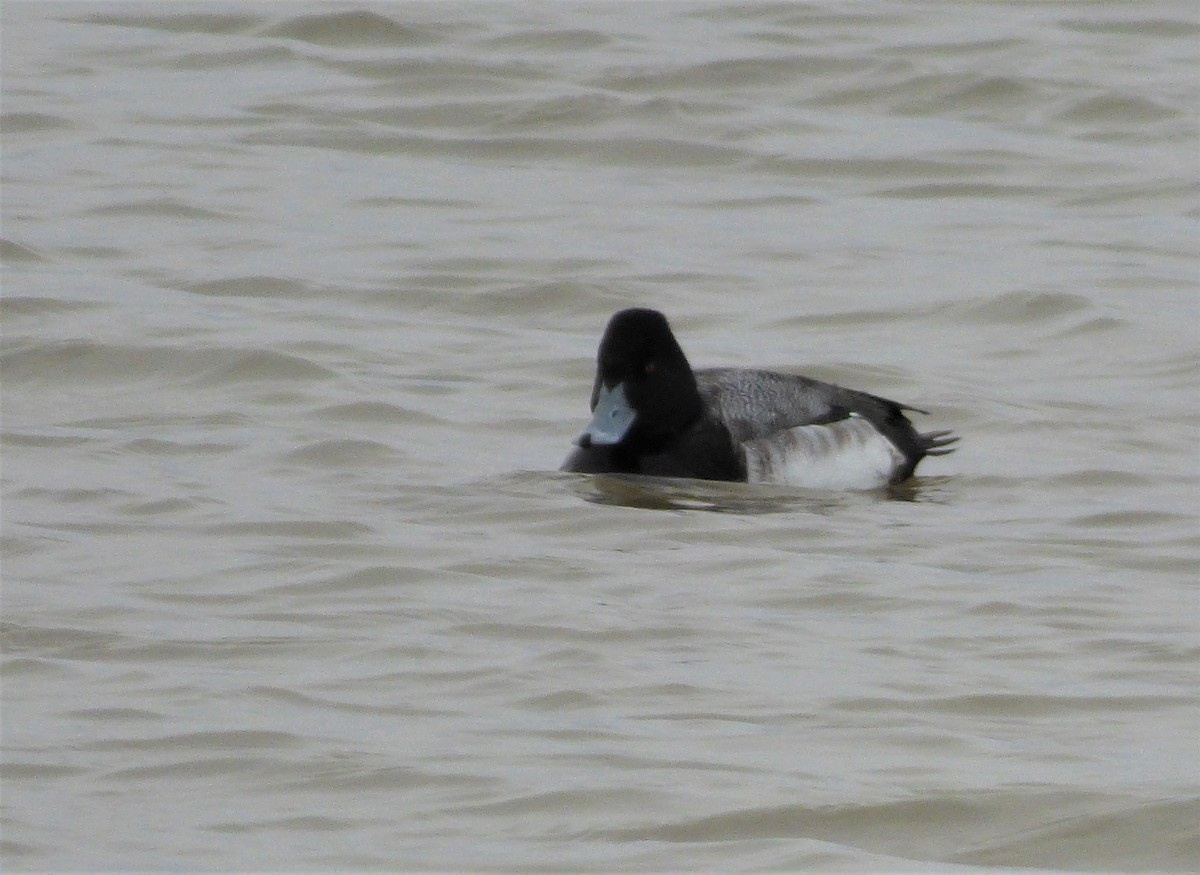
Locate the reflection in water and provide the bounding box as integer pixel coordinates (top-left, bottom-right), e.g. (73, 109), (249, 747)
(560, 471), (952, 513)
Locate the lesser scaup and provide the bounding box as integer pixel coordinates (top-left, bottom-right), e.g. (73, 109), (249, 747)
(561, 308), (957, 490)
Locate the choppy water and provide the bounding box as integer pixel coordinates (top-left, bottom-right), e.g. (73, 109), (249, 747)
(2, 3), (1198, 871)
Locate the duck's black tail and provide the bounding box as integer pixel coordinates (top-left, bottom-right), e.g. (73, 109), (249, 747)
(919, 429), (959, 456)
(887, 401), (958, 459)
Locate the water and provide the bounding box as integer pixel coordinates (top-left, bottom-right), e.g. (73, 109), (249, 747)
(2, 2), (1198, 871)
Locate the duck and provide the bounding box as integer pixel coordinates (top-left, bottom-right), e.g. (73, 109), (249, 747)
(561, 308), (957, 490)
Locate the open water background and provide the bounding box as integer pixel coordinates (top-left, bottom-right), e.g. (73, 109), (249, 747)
(2, 2), (1198, 871)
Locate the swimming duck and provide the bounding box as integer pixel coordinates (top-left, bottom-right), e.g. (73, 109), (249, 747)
(561, 308), (957, 490)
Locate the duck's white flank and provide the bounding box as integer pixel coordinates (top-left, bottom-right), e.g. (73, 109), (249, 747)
(742, 414), (905, 491)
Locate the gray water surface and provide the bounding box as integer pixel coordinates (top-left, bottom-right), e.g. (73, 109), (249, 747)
(2, 3), (1198, 871)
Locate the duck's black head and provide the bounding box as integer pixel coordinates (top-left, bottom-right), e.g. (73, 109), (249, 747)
(577, 308), (703, 452)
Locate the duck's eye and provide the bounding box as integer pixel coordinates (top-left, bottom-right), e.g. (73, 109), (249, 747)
(644, 360), (656, 375)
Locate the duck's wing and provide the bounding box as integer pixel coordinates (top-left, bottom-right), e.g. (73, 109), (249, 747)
(695, 368), (885, 440)
(696, 368), (957, 481)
